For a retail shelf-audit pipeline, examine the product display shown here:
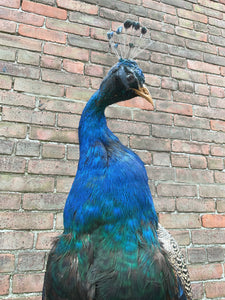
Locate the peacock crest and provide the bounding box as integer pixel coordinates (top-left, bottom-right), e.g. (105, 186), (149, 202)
(107, 19), (151, 61)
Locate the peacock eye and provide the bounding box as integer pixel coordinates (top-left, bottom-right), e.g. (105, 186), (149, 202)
(127, 73), (135, 82)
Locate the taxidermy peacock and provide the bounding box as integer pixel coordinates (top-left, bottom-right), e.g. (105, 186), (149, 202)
(42, 20), (192, 300)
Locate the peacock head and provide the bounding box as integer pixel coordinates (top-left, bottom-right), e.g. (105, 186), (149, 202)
(98, 58), (153, 107)
(97, 20), (153, 108)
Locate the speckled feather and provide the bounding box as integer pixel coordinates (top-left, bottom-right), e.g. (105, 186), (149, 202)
(42, 59), (192, 300)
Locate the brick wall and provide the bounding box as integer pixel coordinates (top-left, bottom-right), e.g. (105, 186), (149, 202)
(0, 0), (225, 299)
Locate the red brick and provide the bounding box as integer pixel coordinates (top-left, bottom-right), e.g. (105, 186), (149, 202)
(0, 174), (54, 193)
(189, 60), (220, 74)
(0, 193), (21, 209)
(41, 55), (61, 70)
(30, 126), (78, 143)
(36, 232), (60, 249)
(188, 263), (223, 281)
(0, 212), (53, 230)
(14, 78), (64, 97)
(13, 273), (44, 293)
(46, 18), (89, 36)
(19, 24), (67, 44)
(85, 64), (104, 77)
(0, 0), (20, 8)
(191, 282), (204, 300)
(28, 159), (77, 176)
(159, 213), (201, 229)
(44, 43), (89, 61)
(156, 100), (192, 116)
(22, 0), (67, 19)
(0, 275), (10, 295)
(172, 140), (209, 155)
(57, 0), (98, 14)
(205, 281), (225, 298)
(0, 74), (12, 90)
(0, 7), (45, 27)
(202, 214), (225, 228)
(120, 97), (154, 111)
(63, 59), (84, 74)
(0, 254), (15, 272)
(0, 231), (34, 250)
(0, 19), (17, 33)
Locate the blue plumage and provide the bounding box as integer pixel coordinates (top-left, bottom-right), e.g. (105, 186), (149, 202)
(42, 59), (191, 300)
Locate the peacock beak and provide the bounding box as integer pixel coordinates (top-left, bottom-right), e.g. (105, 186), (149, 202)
(132, 85), (153, 106)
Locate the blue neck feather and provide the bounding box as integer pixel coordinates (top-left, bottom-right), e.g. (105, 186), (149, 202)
(63, 90), (158, 235)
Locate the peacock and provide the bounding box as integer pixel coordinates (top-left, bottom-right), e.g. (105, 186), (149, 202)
(42, 20), (192, 300)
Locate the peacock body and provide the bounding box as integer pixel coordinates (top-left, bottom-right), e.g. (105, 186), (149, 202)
(42, 22), (192, 300)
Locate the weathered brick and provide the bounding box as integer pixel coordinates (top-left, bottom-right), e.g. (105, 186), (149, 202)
(44, 42), (89, 61)
(205, 281), (225, 298)
(40, 54), (61, 70)
(0, 231), (34, 250)
(188, 263), (223, 281)
(210, 86), (225, 98)
(0, 174), (54, 192)
(0, 19), (17, 33)
(56, 176), (73, 193)
(68, 34), (108, 52)
(0, 254), (15, 272)
(176, 26), (207, 42)
(211, 145), (225, 157)
(171, 154), (189, 168)
(159, 213), (201, 229)
(0, 61), (39, 79)
(23, 193), (66, 210)
(207, 157), (224, 170)
(191, 282), (203, 300)
(152, 125), (190, 140)
(0, 212), (54, 229)
(192, 128), (225, 144)
(16, 141), (40, 157)
(130, 136), (170, 152)
(207, 247), (224, 262)
(19, 24), (67, 44)
(176, 168), (214, 184)
(0, 74), (12, 90)
(0, 46), (16, 61)
(188, 59), (220, 74)
(190, 155), (207, 169)
(14, 78), (64, 97)
(169, 229), (190, 246)
(22, 0), (67, 19)
(178, 8), (208, 24)
(0, 0), (20, 8)
(2, 107), (55, 126)
(172, 67), (207, 83)
(211, 119), (225, 132)
(133, 110), (172, 126)
(39, 98), (85, 114)
(146, 166), (174, 181)
(57, 113), (80, 128)
(42, 69), (89, 87)
(172, 140), (209, 155)
(28, 159), (77, 176)
(0, 90), (36, 108)
(0, 193), (21, 209)
(0, 122), (27, 139)
(192, 229), (225, 244)
(187, 248), (207, 264)
(108, 119), (149, 136)
(66, 87), (95, 101)
(161, 78), (178, 90)
(0, 275), (10, 295)
(17, 252), (45, 271)
(177, 198), (215, 212)
(0, 140), (14, 155)
(154, 197), (175, 213)
(56, 212), (63, 229)
(30, 126), (78, 143)
(17, 50), (40, 66)
(157, 183), (197, 197)
(42, 143), (65, 159)
(152, 152), (170, 166)
(195, 83), (210, 96)
(0, 156), (26, 174)
(69, 11), (110, 29)
(217, 200), (225, 213)
(178, 81), (194, 93)
(67, 145), (80, 160)
(36, 232), (60, 249)
(13, 273), (44, 293)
